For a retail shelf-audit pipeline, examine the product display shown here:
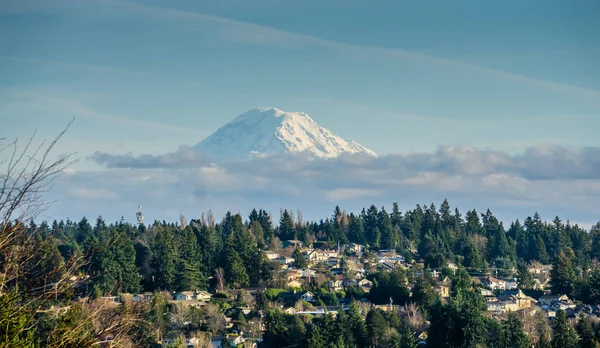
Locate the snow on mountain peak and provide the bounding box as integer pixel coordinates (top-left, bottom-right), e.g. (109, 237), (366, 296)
(194, 108), (377, 162)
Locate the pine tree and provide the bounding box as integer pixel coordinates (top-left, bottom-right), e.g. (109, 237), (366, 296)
(348, 214), (366, 245)
(550, 249), (576, 296)
(223, 244), (249, 289)
(279, 209), (296, 241)
(307, 325), (326, 348)
(151, 227), (176, 290)
(366, 309), (387, 347)
(292, 248), (307, 269)
(552, 310), (579, 348)
(485, 318), (505, 348)
(517, 261), (534, 289)
(503, 312), (531, 348)
(348, 303), (368, 347)
(575, 314), (596, 348)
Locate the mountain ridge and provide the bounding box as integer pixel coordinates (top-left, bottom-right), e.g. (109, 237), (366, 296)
(193, 107), (376, 162)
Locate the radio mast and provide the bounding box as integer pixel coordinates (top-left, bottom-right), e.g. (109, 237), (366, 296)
(136, 206), (144, 226)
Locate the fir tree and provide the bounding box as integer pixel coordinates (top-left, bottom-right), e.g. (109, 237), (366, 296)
(503, 312), (531, 348)
(552, 310), (579, 348)
(550, 249), (576, 297)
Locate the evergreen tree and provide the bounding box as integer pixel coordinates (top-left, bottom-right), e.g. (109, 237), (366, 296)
(366, 308), (387, 347)
(223, 243), (249, 289)
(517, 261), (534, 289)
(348, 303), (368, 347)
(485, 318), (505, 348)
(307, 325), (326, 348)
(379, 207), (397, 250)
(591, 222), (600, 261)
(279, 209), (296, 241)
(550, 249), (576, 297)
(292, 248), (307, 269)
(151, 227), (176, 290)
(552, 310), (579, 348)
(575, 314), (596, 348)
(348, 214), (366, 245)
(503, 312), (531, 348)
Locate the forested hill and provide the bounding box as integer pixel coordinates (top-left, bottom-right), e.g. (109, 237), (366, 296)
(38, 200), (600, 296)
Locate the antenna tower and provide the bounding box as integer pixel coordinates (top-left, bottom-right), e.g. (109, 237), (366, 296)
(136, 206), (144, 226)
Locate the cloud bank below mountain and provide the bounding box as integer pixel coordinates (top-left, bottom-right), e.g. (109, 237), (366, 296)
(40, 144), (600, 229)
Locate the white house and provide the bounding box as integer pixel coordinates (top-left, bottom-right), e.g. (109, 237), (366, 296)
(482, 276), (505, 291)
(324, 249), (338, 258)
(327, 279), (344, 291)
(196, 291), (212, 301)
(264, 250), (279, 260)
(348, 243), (364, 254)
(504, 278), (518, 290)
(277, 256), (294, 265)
(305, 250), (328, 263)
(174, 290), (212, 301)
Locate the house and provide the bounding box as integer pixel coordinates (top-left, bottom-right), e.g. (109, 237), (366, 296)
(284, 307), (297, 315)
(277, 256), (294, 265)
(284, 270), (301, 281)
(482, 276), (506, 291)
(196, 291), (212, 301)
(324, 249), (338, 258)
(174, 291), (196, 301)
(286, 280), (303, 288)
(343, 279), (358, 287)
(174, 290), (212, 301)
(327, 279), (344, 291)
(504, 278), (518, 290)
(283, 240), (304, 249)
(132, 293), (154, 302)
(358, 279), (373, 292)
(539, 294), (570, 306)
(487, 301), (506, 314)
(305, 249), (328, 263)
(434, 285), (450, 298)
(264, 250), (279, 260)
(279, 290), (315, 305)
(478, 288), (494, 297)
(440, 277), (452, 287)
(497, 289), (536, 310)
(348, 243), (364, 254)
(447, 263), (458, 275)
(327, 258), (342, 267)
(299, 269), (316, 278)
(553, 301), (576, 311)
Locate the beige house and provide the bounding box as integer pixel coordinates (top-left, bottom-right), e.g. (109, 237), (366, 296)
(305, 249), (328, 263)
(434, 285), (450, 298)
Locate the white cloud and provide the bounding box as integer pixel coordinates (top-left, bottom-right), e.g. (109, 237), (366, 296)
(36, 144), (599, 225)
(70, 187), (118, 200)
(326, 188), (382, 201)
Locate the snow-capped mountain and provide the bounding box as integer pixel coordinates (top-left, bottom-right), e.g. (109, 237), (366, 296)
(194, 107), (377, 162)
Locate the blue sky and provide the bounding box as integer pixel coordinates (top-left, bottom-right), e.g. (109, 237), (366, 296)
(1, 0), (599, 226)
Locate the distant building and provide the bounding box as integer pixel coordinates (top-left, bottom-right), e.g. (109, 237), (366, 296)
(277, 256), (294, 265)
(173, 290), (212, 301)
(279, 290), (315, 305)
(482, 276), (506, 291)
(327, 279), (344, 291)
(504, 278), (518, 290)
(264, 250), (279, 260)
(348, 243), (364, 254)
(434, 285), (450, 298)
(283, 240), (304, 249)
